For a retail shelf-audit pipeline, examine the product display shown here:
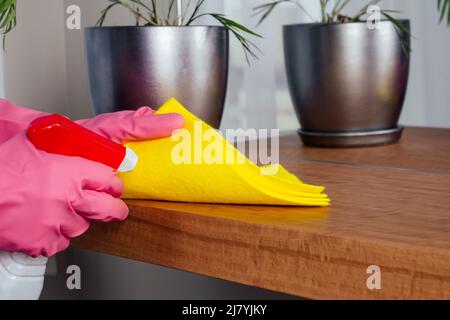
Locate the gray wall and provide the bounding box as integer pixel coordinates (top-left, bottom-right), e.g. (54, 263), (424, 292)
(41, 248), (295, 300)
(3, 0), (68, 115)
(1, 0), (449, 299)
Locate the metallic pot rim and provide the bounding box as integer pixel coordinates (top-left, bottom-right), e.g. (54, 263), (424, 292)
(283, 19), (410, 29)
(299, 126), (403, 137)
(298, 127), (404, 148)
(85, 25), (227, 31)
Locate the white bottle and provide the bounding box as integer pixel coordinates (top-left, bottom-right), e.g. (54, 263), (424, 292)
(0, 252), (47, 300)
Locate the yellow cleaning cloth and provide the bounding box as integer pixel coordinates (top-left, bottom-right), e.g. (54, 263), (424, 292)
(120, 98), (329, 206)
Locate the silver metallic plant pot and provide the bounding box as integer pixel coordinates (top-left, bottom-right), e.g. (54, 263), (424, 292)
(85, 26), (229, 128)
(283, 21), (411, 147)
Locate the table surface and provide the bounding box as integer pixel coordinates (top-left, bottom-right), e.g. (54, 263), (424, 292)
(75, 127), (450, 299)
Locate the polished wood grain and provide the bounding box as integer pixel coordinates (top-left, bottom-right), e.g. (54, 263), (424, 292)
(75, 127), (450, 299)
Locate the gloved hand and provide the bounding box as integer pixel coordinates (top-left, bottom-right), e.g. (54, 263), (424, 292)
(0, 101), (184, 257)
(0, 98), (183, 143)
(0, 99), (46, 143)
(77, 106), (184, 143)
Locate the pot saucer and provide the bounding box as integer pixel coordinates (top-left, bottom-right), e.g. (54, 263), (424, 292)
(298, 127), (404, 148)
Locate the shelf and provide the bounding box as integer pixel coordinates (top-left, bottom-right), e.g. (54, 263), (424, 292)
(75, 127), (450, 299)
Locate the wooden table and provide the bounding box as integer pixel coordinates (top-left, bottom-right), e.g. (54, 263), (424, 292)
(75, 127), (450, 299)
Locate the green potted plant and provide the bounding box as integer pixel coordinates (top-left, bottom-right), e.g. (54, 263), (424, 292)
(255, 0), (450, 147)
(0, 0), (16, 48)
(84, 0), (260, 129)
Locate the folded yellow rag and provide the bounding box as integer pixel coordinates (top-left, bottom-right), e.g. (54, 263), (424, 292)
(119, 98), (330, 206)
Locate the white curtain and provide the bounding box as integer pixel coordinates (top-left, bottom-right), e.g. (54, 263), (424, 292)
(194, 0), (450, 129)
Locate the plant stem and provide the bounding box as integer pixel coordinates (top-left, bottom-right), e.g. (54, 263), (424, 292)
(107, 0), (156, 25)
(254, 1), (315, 25)
(181, 0), (193, 25)
(167, 0), (176, 20)
(320, 0), (329, 23)
(332, 0), (351, 20)
(186, 0), (206, 25)
(151, 0), (158, 21)
(94, 0), (261, 62)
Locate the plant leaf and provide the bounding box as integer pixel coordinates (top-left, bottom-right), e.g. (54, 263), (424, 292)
(254, 0), (315, 25)
(0, 0), (16, 49)
(381, 11), (411, 54)
(210, 13), (262, 38)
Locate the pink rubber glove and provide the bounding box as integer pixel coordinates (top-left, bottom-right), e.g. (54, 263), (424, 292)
(0, 101), (184, 257)
(77, 106), (184, 143)
(0, 99), (45, 143)
(0, 98), (184, 143)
